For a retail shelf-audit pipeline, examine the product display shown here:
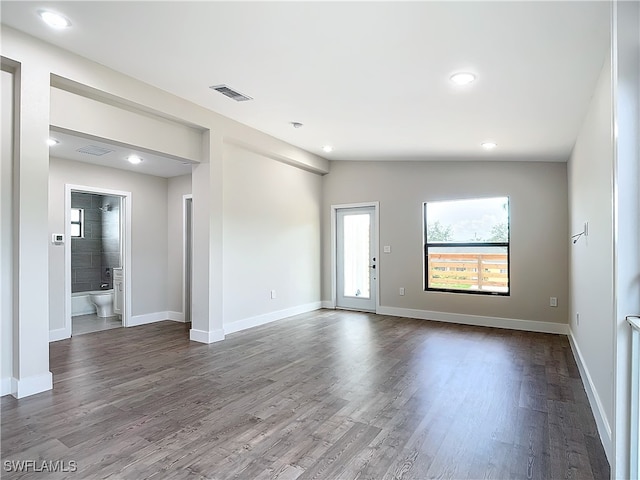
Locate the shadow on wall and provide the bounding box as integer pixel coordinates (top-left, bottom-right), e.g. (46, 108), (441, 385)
(70, 192), (121, 292)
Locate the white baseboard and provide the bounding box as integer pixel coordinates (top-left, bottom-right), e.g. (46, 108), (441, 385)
(49, 328), (69, 342)
(321, 300), (335, 309)
(189, 328), (225, 344)
(167, 311), (185, 322)
(376, 306), (569, 335)
(128, 311), (171, 327)
(568, 329), (613, 462)
(1, 377), (12, 397)
(11, 372), (53, 399)
(224, 302), (322, 335)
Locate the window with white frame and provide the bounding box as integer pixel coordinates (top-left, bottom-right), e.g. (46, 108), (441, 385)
(70, 208), (84, 238)
(424, 196), (509, 295)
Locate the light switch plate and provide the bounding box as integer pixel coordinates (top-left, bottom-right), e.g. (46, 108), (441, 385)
(383, 246), (391, 253)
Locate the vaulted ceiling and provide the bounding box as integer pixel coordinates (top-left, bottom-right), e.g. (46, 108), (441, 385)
(2, 1), (610, 162)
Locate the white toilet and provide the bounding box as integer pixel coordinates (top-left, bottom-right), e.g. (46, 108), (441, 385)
(90, 290), (114, 318)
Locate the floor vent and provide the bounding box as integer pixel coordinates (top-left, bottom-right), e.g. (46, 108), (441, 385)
(76, 145), (114, 156)
(209, 84), (253, 102)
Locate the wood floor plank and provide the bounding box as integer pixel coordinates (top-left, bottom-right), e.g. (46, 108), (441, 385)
(1, 311), (609, 479)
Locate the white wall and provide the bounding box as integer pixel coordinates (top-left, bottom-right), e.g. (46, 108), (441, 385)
(1, 67), (14, 395)
(50, 87), (204, 163)
(611, 2), (640, 477)
(167, 174), (192, 315)
(567, 54), (615, 458)
(222, 143), (323, 333)
(1, 26), (328, 378)
(323, 160), (569, 331)
(8, 59), (53, 398)
(49, 158), (169, 328)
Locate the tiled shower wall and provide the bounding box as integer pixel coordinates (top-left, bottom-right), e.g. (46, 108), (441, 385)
(71, 193), (121, 293)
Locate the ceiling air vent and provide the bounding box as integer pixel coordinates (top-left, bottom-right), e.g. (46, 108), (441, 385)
(209, 84), (253, 102)
(76, 145), (114, 156)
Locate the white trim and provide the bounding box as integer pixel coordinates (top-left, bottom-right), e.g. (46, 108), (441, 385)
(224, 302), (322, 335)
(167, 311), (185, 322)
(189, 328), (225, 344)
(377, 305), (569, 335)
(49, 328), (68, 342)
(630, 318), (640, 480)
(330, 202), (380, 313)
(183, 194), (193, 324)
(64, 188), (72, 339)
(12, 372), (53, 399)
(321, 300), (335, 309)
(128, 312), (171, 327)
(52, 310), (182, 339)
(568, 328), (613, 462)
(65, 184), (132, 336)
(0, 377), (12, 397)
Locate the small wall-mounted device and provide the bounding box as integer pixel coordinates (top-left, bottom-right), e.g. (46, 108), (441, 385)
(571, 221), (589, 245)
(52, 233), (64, 245)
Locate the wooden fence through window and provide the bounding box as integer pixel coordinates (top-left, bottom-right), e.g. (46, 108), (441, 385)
(427, 252), (508, 291)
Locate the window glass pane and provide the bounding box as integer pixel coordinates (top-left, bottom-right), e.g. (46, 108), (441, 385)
(427, 246), (508, 293)
(343, 213), (370, 298)
(70, 224), (81, 237)
(70, 208), (80, 222)
(426, 197), (509, 243)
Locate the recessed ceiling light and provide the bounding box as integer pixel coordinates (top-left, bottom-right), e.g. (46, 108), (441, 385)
(481, 142), (497, 150)
(127, 155), (143, 165)
(450, 72), (476, 86)
(47, 137), (59, 147)
(38, 10), (71, 29)
(322, 145), (333, 153)
(291, 122), (304, 129)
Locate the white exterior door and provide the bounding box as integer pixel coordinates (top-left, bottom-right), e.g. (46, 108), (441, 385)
(336, 206), (376, 312)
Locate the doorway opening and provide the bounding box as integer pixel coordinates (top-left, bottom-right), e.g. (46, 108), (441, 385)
(64, 185), (132, 337)
(332, 203), (379, 312)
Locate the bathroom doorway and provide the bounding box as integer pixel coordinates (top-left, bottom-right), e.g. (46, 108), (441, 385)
(64, 185), (132, 337)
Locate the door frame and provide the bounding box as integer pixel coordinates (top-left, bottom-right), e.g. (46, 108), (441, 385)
(330, 202), (380, 312)
(64, 184), (132, 337)
(182, 194), (193, 323)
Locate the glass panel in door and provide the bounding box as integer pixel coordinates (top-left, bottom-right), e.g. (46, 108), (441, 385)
(336, 206), (376, 312)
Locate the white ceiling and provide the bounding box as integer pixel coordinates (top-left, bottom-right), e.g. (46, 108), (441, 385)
(2, 1), (610, 163)
(49, 129), (194, 178)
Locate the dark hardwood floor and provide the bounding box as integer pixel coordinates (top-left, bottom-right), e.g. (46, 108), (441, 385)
(1, 310), (609, 479)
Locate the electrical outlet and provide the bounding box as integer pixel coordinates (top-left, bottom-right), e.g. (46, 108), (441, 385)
(270, 289), (276, 299)
(550, 297), (558, 307)
(399, 287), (405, 296)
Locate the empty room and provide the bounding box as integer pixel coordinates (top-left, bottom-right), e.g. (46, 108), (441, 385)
(1, 1), (638, 479)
